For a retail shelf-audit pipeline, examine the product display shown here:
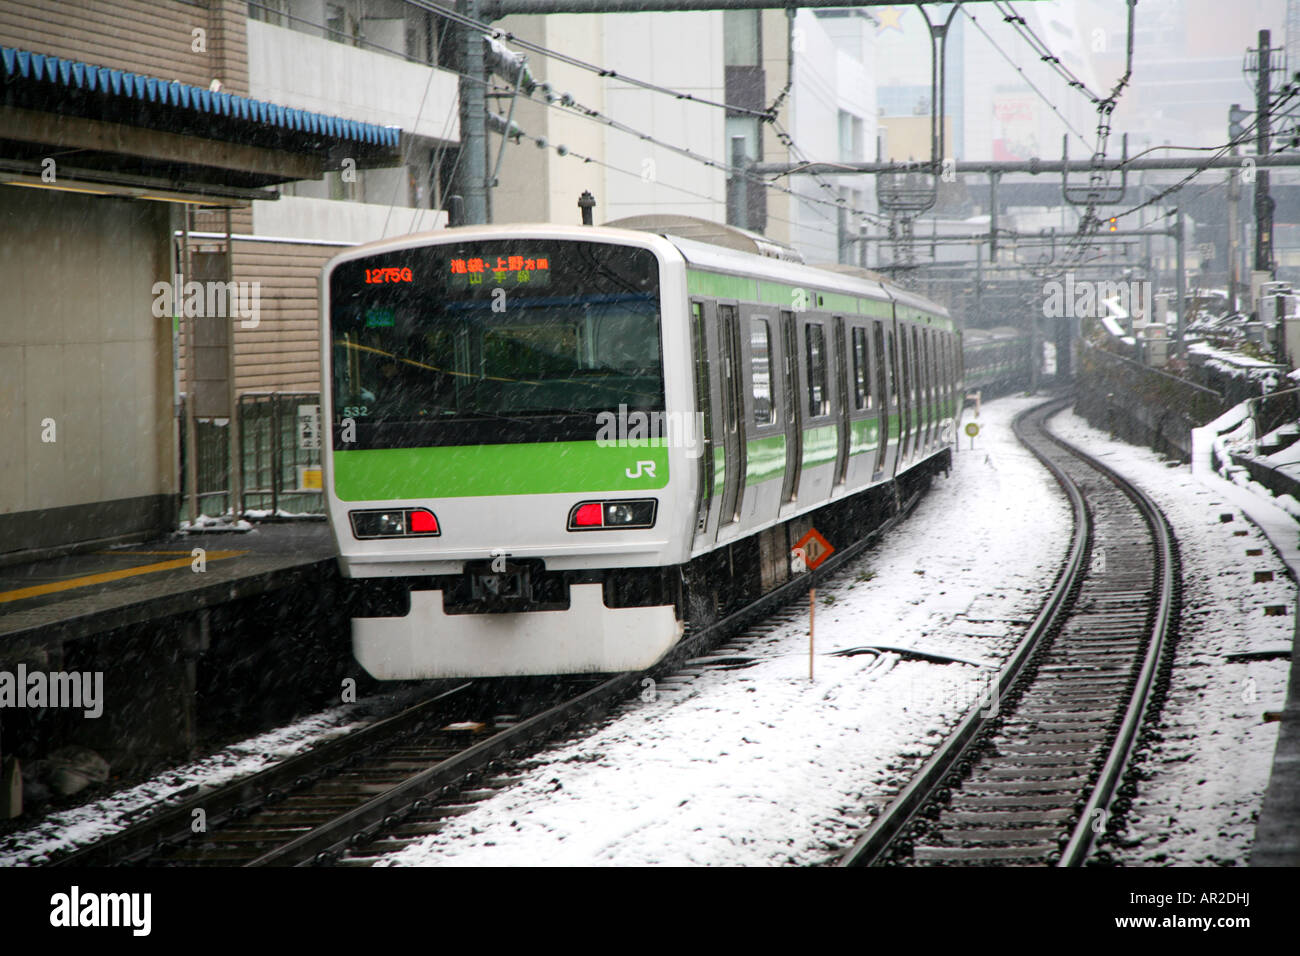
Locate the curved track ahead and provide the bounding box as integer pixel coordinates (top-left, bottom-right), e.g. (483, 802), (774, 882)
(840, 397), (1179, 867)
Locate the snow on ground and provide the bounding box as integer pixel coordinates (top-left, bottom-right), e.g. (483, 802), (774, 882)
(0, 687), (438, 865)
(378, 395), (1071, 867)
(1051, 409), (1293, 866)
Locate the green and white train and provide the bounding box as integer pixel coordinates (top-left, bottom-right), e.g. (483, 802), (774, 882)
(321, 218), (961, 679)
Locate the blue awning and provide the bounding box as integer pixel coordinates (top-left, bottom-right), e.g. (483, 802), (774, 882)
(1, 45), (401, 149)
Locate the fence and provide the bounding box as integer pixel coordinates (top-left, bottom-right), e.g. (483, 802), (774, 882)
(1076, 344), (1229, 460)
(1246, 386), (1300, 444)
(179, 392), (325, 523)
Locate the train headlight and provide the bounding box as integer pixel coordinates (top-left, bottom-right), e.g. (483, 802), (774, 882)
(350, 508), (440, 538)
(567, 499), (657, 531)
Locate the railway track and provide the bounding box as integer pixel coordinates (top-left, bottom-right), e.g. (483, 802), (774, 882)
(50, 479), (929, 867)
(840, 396), (1179, 867)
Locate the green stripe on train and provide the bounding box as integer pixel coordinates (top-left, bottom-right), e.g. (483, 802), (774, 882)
(849, 418), (880, 456)
(687, 269), (951, 329)
(687, 271), (757, 300)
(745, 434), (786, 486)
(333, 442), (670, 500)
(802, 424), (838, 469)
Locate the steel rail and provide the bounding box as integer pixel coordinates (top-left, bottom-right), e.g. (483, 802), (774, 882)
(839, 396), (1177, 867)
(51, 681), (475, 866)
(1046, 423), (1176, 866)
(839, 397), (1088, 866)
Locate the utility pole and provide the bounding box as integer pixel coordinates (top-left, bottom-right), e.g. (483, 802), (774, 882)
(1176, 206), (1186, 358)
(1227, 104), (1248, 313)
(461, 0), (489, 224)
(1252, 29), (1276, 279)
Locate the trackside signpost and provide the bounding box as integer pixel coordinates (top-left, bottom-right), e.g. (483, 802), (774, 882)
(791, 528), (834, 681)
(965, 420), (980, 450)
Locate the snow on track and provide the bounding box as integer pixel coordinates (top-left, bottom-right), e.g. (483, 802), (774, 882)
(380, 395), (1071, 866)
(1051, 409), (1293, 866)
(0, 691), (434, 866)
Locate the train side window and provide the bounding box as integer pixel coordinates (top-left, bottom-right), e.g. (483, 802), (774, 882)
(805, 322), (829, 418)
(851, 326), (870, 410)
(750, 317), (774, 426)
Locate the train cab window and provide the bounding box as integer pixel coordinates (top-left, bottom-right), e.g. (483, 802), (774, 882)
(851, 326), (870, 410)
(805, 323), (830, 418)
(750, 318), (774, 426)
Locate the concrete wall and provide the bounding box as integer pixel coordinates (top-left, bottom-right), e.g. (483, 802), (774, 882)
(0, 188), (174, 555)
(0, 0), (250, 95)
(251, 195), (445, 244)
(790, 10), (876, 265)
(246, 19), (459, 144)
(600, 12), (726, 224)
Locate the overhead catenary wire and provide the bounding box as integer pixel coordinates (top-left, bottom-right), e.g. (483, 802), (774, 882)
(960, 4), (1093, 151)
(400, 0), (774, 120)
(996, 1), (1101, 104)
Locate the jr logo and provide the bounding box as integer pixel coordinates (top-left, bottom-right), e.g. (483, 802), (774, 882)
(625, 460), (656, 479)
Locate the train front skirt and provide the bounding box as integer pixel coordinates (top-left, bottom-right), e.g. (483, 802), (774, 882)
(351, 583), (683, 679)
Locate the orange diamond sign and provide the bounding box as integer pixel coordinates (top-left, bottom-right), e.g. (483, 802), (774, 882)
(793, 527), (834, 570)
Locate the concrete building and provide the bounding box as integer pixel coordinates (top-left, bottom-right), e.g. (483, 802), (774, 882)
(0, 0), (402, 557)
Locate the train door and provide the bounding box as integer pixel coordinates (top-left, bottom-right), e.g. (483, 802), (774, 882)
(833, 317), (851, 487)
(920, 328), (933, 449)
(779, 310), (802, 505)
(717, 303), (746, 527)
(871, 320), (889, 479)
(741, 307), (782, 523)
(895, 321), (911, 466)
(690, 299), (716, 549)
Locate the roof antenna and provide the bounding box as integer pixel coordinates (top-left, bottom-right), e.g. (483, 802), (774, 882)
(578, 190), (596, 226)
(446, 195), (464, 228)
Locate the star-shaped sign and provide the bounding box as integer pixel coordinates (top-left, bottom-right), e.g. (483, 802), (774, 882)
(876, 6), (905, 34)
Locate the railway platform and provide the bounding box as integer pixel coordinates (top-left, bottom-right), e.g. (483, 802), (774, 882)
(0, 522), (337, 650)
(0, 522), (349, 795)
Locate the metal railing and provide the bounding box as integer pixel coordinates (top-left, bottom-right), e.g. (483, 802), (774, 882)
(179, 392), (325, 523)
(1246, 386), (1300, 447)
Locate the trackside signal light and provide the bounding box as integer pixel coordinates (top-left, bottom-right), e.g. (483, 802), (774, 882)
(1108, 217), (1118, 232)
(567, 499), (658, 531)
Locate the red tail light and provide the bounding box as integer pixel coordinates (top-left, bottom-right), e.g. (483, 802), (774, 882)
(572, 502), (604, 527)
(567, 499), (657, 531)
(409, 509), (439, 533)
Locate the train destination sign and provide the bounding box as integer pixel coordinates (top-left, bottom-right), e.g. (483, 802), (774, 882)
(448, 254), (552, 289)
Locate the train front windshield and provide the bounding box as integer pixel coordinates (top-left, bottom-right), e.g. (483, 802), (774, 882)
(329, 240), (663, 448)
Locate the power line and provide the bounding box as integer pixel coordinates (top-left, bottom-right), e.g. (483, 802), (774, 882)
(996, 1), (1101, 104)
(400, 0), (774, 119)
(961, 4), (1092, 150)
